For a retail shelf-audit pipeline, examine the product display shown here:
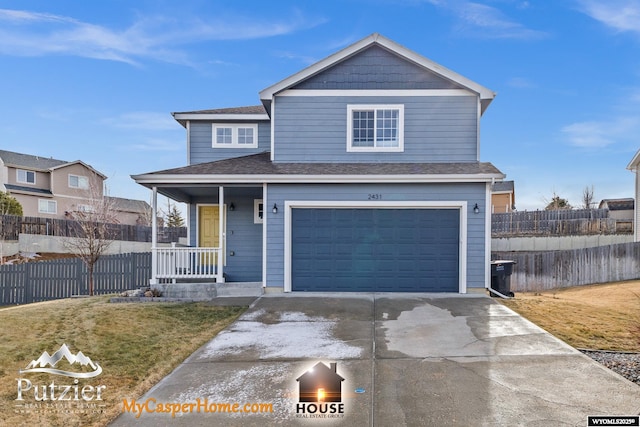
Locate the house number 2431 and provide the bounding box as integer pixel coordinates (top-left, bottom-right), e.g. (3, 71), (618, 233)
(368, 194), (382, 200)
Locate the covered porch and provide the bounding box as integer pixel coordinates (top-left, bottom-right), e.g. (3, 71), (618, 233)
(144, 183), (266, 286)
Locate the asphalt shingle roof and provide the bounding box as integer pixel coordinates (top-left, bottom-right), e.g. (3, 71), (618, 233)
(173, 105), (267, 115)
(0, 149), (68, 170)
(143, 152), (503, 177)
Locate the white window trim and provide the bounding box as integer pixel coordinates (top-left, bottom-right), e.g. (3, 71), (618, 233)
(254, 199), (264, 224)
(212, 124), (258, 148)
(347, 104), (404, 152)
(283, 200), (467, 293)
(68, 174), (89, 189)
(38, 199), (57, 214)
(16, 169), (36, 185)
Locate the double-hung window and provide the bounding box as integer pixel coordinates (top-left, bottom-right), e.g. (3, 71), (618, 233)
(347, 104), (404, 152)
(38, 199), (57, 214)
(213, 124), (258, 148)
(17, 169), (36, 185)
(69, 174), (89, 189)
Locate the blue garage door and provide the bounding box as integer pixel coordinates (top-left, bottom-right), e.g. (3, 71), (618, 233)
(291, 208), (459, 292)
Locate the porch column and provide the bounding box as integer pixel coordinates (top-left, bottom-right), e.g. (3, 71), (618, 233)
(150, 186), (158, 285)
(218, 186), (225, 283)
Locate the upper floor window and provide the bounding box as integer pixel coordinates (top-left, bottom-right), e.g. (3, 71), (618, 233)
(17, 169), (36, 185)
(347, 104), (404, 152)
(69, 174), (89, 189)
(38, 199), (57, 214)
(212, 124), (258, 148)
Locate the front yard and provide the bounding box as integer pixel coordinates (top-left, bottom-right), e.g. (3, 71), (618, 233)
(0, 297), (246, 427)
(500, 280), (640, 352)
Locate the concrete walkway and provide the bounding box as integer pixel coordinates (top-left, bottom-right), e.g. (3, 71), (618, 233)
(111, 294), (640, 426)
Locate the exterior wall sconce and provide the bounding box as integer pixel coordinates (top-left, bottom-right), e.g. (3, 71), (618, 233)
(272, 203), (278, 214)
(473, 203), (480, 214)
(229, 203), (235, 211)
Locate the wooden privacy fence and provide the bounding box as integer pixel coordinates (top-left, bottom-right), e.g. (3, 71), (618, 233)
(0, 252), (151, 305)
(0, 215), (186, 243)
(493, 241), (640, 292)
(491, 209), (619, 237)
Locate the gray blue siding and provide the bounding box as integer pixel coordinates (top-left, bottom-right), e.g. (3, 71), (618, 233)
(265, 183), (487, 290)
(188, 187), (263, 282)
(294, 45), (463, 90)
(273, 95), (477, 163)
(189, 121), (271, 165)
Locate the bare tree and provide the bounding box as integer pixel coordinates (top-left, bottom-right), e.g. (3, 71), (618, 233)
(64, 182), (118, 296)
(581, 185), (595, 209)
(543, 191), (572, 211)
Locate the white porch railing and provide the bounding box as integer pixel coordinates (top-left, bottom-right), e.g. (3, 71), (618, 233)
(154, 246), (223, 282)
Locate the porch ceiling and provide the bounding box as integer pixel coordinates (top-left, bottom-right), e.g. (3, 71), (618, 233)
(155, 184), (261, 203)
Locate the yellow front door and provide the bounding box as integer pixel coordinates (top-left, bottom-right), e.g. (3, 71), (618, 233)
(198, 205), (225, 265)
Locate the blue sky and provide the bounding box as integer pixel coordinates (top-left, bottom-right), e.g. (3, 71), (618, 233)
(0, 0), (638, 211)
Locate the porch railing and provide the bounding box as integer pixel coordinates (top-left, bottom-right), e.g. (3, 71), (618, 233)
(154, 246), (223, 282)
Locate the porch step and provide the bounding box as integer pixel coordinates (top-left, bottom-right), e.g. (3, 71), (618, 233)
(153, 282), (263, 300)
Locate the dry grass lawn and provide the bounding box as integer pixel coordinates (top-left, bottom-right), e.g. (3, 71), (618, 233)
(0, 296), (246, 427)
(500, 280), (640, 352)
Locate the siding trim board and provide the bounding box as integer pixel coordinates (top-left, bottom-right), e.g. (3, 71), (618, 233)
(283, 200), (468, 293)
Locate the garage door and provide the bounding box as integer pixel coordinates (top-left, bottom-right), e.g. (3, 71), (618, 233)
(291, 208), (459, 292)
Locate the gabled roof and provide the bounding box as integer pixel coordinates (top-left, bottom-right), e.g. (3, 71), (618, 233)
(172, 105), (269, 128)
(0, 149), (106, 178)
(627, 149), (640, 170)
(0, 149), (68, 171)
(106, 196), (151, 214)
(259, 33), (495, 114)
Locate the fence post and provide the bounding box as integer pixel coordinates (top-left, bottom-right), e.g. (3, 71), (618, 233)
(24, 263), (32, 304)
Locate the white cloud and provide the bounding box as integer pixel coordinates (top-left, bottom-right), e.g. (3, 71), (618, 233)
(0, 8), (324, 66)
(561, 117), (639, 148)
(576, 0), (640, 35)
(422, 0), (548, 39)
(128, 138), (183, 152)
(506, 76), (536, 88)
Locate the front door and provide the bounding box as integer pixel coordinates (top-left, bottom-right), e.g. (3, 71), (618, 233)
(198, 205), (225, 265)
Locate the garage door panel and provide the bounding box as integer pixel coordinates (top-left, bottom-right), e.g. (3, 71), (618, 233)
(292, 208), (459, 292)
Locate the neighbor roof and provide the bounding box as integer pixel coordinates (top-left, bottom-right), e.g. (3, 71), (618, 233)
(598, 198), (634, 211)
(491, 180), (514, 193)
(106, 196), (151, 214)
(0, 149), (106, 178)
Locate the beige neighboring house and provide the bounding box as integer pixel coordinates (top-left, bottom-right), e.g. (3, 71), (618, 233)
(627, 149), (640, 241)
(491, 180), (515, 213)
(0, 149), (150, 226)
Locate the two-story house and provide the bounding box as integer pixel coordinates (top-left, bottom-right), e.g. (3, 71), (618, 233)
(0, 149), (151, 225)
(133, 33), (505, 293)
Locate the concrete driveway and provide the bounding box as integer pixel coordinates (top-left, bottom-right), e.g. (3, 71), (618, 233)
(111, 294), (640, 426)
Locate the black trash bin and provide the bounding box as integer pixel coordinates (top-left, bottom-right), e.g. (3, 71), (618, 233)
(490, 260), (515, 297)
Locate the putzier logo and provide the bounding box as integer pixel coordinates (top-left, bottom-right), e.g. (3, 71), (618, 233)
(295, 362), (345, 418)
(16, 343), (106, 402)
(20, 343), (102, 378)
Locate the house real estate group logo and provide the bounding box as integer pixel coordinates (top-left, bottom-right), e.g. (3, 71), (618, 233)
(295, 361), (346, 419)
(15, 343), (107, 415)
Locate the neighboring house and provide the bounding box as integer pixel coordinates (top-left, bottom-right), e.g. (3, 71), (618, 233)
(627, 150), (640, 241)
(0, 149), (147, 226)
(133, 33), (505, 293)
(106, 196), (152, 226)
(491, 180), (515, 213)
(598, 198), (634, 220)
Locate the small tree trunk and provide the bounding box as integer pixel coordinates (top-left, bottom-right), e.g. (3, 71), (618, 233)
(88, 264), (94, 296)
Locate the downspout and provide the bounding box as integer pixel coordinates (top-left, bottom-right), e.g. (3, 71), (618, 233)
(262, 183), (267, 288)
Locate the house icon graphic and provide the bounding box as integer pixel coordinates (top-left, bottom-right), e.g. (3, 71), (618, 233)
(297, 362), (344, 402)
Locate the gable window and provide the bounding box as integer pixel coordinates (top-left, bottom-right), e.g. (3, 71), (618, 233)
(69, 174), (89, 189)
(38, 199), (57, 214)
(254, 199), (264, 224)
(213, 124), (258, 148)
(347, 104), (404, 152)
(17, 169), (36, 185)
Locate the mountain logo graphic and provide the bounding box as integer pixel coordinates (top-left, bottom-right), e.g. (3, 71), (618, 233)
(19, 344), (102, 378)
